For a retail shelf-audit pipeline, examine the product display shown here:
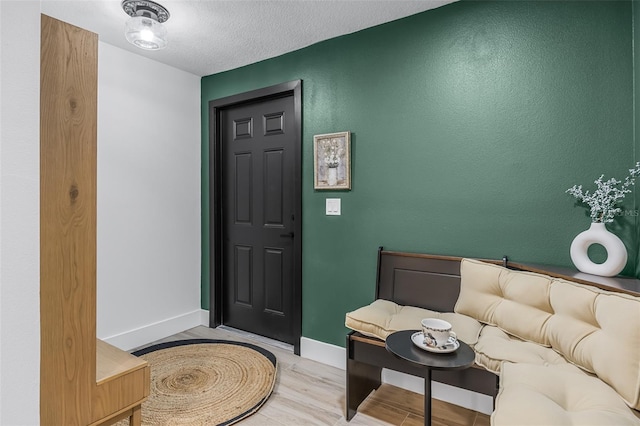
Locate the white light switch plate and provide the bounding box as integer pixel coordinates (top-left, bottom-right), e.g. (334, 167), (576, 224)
(326, 198), (341, 215)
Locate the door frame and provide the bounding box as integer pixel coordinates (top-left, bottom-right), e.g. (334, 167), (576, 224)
(208, 80), (302, 354)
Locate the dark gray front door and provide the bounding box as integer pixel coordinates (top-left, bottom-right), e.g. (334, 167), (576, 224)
(221, 95), (296, 345)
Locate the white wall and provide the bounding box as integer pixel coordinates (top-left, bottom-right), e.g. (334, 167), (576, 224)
(0, 1), (41, 424)
(97, 42), (202, 350)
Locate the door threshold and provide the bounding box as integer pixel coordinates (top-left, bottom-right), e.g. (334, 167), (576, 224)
(217, 325), (294, 353)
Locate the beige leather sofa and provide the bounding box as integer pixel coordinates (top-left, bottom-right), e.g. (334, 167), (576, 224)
(346, 258), (640, 425)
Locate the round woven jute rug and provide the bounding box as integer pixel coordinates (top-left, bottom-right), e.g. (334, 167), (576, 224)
(121, 339), (277, 426)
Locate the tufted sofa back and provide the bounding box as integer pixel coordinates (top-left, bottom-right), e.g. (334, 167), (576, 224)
(455, 258), (640, 410)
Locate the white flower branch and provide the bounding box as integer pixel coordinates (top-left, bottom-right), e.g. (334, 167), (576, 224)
(566, 162), (640, 223)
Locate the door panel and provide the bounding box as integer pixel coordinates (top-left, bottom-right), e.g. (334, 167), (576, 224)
(234, 245), (253, 306)
(221, 95), (295, 344)
(264, 149), (284, 225)
(234, 153), (253, 224)
(264, 248), (284, 314)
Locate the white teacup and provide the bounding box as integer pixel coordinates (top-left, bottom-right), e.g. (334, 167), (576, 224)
(421, 318), (457, 348)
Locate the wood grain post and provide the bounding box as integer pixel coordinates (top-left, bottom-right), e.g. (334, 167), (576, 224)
(40, 14), (98, 425)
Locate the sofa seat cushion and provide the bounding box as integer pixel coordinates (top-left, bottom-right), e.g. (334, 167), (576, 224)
(492, 363), (640, 426)
(474, 326), (569, 374)
(345, 299), (483, 344)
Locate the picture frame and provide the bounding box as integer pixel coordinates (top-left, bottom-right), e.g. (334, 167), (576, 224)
(313, 131), (351, 190)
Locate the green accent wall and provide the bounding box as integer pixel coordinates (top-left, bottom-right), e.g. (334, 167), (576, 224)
(201, 0), (638, 347)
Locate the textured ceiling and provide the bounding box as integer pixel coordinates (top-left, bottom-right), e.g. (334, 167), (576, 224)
(40, 0), (456, 76)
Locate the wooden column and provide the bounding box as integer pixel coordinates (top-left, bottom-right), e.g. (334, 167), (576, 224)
(40, 15), (149, 426)
(40, 14), (98, 425)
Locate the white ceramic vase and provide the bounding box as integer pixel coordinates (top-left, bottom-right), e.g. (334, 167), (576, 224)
(569, 222), (627, 277)
(327, 167), (337, 186)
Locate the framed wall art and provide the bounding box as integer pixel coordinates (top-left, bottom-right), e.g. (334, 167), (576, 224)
(313, 131), (351, 190)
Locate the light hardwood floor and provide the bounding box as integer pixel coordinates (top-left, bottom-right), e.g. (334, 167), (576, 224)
(135, 326), (490, 426)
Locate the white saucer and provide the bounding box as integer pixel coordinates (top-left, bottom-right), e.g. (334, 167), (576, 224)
(411, 332), (459, 353)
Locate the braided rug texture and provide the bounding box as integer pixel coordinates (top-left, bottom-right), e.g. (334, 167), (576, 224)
(121, 339), (277, 426)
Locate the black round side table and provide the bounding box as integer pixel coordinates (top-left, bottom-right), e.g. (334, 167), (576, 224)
(385, 329), (475, 426)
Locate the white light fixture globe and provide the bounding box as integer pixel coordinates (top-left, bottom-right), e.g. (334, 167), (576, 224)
(125, 16), (167, 50)
(122, 0), (170, 51)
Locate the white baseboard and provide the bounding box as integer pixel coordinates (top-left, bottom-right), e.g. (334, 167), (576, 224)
(300, 336), (493, 415)
(300, 336), (346, 370)
(200, 309), (210, 327)
(100, 309), (208, 351)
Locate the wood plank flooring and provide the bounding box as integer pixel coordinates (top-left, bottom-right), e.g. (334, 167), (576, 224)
(133, 326), (491, 426)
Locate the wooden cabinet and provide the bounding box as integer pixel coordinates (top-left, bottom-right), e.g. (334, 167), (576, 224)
(92, 340), (150, 425)
(40, 14), (149, 426)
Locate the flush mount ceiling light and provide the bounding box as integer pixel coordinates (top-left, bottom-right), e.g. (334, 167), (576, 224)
(122, 0), (170, 50)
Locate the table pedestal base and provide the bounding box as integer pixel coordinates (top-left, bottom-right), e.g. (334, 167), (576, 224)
(424, 369), (432, 426)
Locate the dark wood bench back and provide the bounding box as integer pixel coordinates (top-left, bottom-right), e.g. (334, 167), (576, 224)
(375, 248), (471, 312)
